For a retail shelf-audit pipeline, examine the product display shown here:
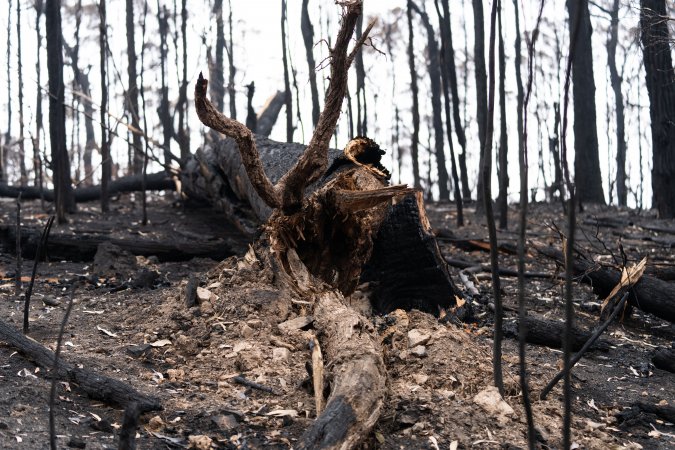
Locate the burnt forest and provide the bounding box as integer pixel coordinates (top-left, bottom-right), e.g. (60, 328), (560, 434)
(0, 0), (674, 449)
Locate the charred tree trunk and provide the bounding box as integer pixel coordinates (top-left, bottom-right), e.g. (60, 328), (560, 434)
(33, 0), (45, 193)
(410, 1), (450, 201)
(16, 0), (26, 186)
(227, 0), (236, 120)
(126, 0), (143, 174)
(99, 0), (110, 213)
(245, 82), (257, 132)
(301, 0), (320, 128)
(435, 0), (464, 226)
(210, 0), (226, 113)
(355, 16), (367, 137)
(176, 0), (190, 161)
(640, 0), (675, 218)
(497, 4), (508, 229)
(608, 0), (627, 207)
(440, 0), (470, 201)
(567, 0), (605, 204)
(45, 0), (74, 223)
(406, 0), (422, 190)
(157, 5), (173, 166)
(473, 0), (488, 211)
(281, 0), (293, 143)
(3, 0), (12, 184)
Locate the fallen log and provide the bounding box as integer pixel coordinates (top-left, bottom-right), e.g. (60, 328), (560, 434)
(537, 246), (675, 323)
(0, 224), (244, 262)
(0, 171), (175, 202)
(0, 318), (161, 413)
(503, 316), (610, 352)
(652, 347), (675, 373)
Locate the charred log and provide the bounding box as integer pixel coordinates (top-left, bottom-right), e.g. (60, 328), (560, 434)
(0, 318), (161, 413)
(538, 246), (675, 323)
(0, 171), (174, 202)
(503, 316), (610, 351)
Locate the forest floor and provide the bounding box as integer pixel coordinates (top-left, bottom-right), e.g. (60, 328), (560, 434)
(0, 195), (673, 449)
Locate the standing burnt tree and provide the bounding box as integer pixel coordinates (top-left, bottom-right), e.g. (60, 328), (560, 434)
(473, 0), (488, 209)
(45, 0), (74, 223)
(406, 0), (422, 190)
(640, 0), (675, 218)
(567, 0), (605, 204)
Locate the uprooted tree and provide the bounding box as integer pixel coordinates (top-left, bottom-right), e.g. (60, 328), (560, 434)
(194, 2), (463, 447)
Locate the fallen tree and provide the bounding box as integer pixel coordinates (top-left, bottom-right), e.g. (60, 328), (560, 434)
(192, 3), (462, 447)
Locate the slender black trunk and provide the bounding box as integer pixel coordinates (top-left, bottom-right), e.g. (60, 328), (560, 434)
(608, 0), (627, 206)
(281, 0), (293, 142)
(406, 0), (421, 189)
(99, 0), (110, 213)
(17, 0), (26, 185)
(301, 0), (320, 127)
(497, 3), (508, 229)
(126, 0), (143, 174)
(46, 0), (74, 223)
(473, 0), (488, 210)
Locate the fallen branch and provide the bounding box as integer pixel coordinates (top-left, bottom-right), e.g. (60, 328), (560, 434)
(0, 318), (161, 412)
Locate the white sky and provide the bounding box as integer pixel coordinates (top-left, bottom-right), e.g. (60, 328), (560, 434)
(0, 0), (669, 209)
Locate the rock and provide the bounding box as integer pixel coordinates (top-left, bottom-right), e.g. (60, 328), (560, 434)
(211, 414), (238, 431)
(408, 329), (431, 348)
(410, 345), (427, 357)
(473, 386), (515, 423)
(147, 415), (165, 432)
(93, 242), (137, 278)
(67, 437), (86, 448)
(42, 296), (61, 307)
(188, 434), (213, 449)
(196, 287), (215, 302)
(273, 347), (290, 361)
(239, 323), (254, 338)
(278, 316), (313, 333)
(413, 373), (429, 385)
(247, 319), (264, 328)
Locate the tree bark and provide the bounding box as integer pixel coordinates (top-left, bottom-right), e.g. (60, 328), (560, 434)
(440, 0), (470, 201)
(640, 0), (675, 218)
(355, 16), (367, 137)
(608, 0), (627, 206)
(99, 0), (110, 213)
(301, 0), (320, 128)
(176, 0), (190, 161)
(406, 0), (422, 190)
(210, 0), (226, 113)
(45, 0), (74, 223)
(126, 0), (143, 174)
(567, 0), (605, 204)
(410, 1), (450, 201)
(157, 5), (173, 166)
(497, 3), (508, 229)
(473, 0), (488, 210)
(281, 0), (293, 143)
(227, 0), (236, 120)
(33, 0), (45, 192)
(16, 0), (27, 186)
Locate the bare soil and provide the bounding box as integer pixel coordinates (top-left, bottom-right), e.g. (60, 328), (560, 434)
(0, 196), (673, 449)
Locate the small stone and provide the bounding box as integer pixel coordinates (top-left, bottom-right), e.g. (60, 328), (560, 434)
(42, 296), (61, 307)
(473, 386), (515, 423)
(410, 345), (427, 357)
(278, 316), (313, 334)
(273, 347), (290, 361)
(212, 414), (238, 431)
(240, 323), (254, 339)
(196, 287), (214, 302)
(188, 434), (213, 450)
(407, 329), (431, 348)
(413, 373), (429, 385)
(200, 301), (215, 315)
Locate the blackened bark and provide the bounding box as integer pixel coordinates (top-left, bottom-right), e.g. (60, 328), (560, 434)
(157, 5), (173, 166)
(640, 0), (675, 218)
(473, 0), (488, 210)
(301, 0), (320, 127)
(435, 0), (464, 225)
(355, 16), (367, 136)
(440, 0), (470, 200)
(497, 3), (508, 229)
(17, 0), (26, 185)
(245, 82), (257, 132)
(406, 0), (421, 189)
(410, 1), (450, 201)
(608, 0), (627, 206)
(227, 0), (236, 120)
(126, 0), (143, 174)
(211, 0), (226, 112)
(45, 0), (74, 223)
(3, 0), (12, 184)
(512, 0), (525, 202)
(99, 0), (110, 213)
(281, 0), (293, 142)
(33, 0), (44, 192)
(176, 0), (190, 161)
(566, 0), (605, 204)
